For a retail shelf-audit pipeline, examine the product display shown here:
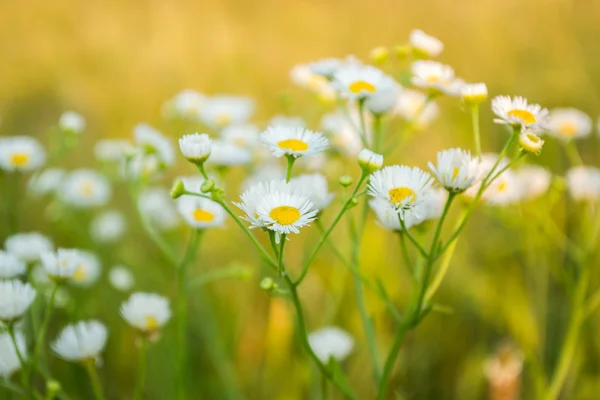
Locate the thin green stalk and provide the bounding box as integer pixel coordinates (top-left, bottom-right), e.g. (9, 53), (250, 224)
(30, 284), (59, 383)
(134, 337), (148, 400)
(375, 322), (409, 400)
(398, 217), (428, 259)
(471, 105), (482, 158)
(84, 360), (106, 400)
(357, 99), (369, 148)
(285, 156), (295, 182)
(372, 114), (383, 154)
(398, 232), (415, 280)
(7, 324), (28, 390)
(565, 141), (583, 166)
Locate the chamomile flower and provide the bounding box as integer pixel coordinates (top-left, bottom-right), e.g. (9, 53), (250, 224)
(94, 139), (132, 162)
(138, 187), (180, 230)
(268, 115), (306, 128)
(0, 331), (26, 377)
(308, 326), (354, 363)
(59, 111), (85, 134)
(515, 165), (552, 201)
(70, 251), (101, 287)
(491, 96), (548, 129)
(565, 166), (600, 202)
(133, 124), (175, 167)
(364, 78), (402, 115)
(0, 280), (36, 323)
(307, 58), (346, 79)
(240, 164), (286, 192)
(109, 266), (134, 292)
(334, 65), (394, 100)
(256, 191), (318, 242)
(120, 292), (171, 333)
(546, 108), (592, 141)
(261, 127), (328, 159)
(179, 133), (212, 164)
(409, 29), (444, 58)
(52, 320), (108, 362)
(411, 61), (464, 96)
(60, 169), (111, 208)
(483, 170), (523, 206)
(368, 165), (436, 220)
(201, 96), (255, 128)
(235, 180), (296, 229)
(428, 148), (482, 193)
(205, 140), (252, 167)
(290, 64), (336, 101)
(28, 168), (65, 197)
(4, 232), (53, 263)
(41, 249), (81, 283)
(462, 83), (488, 105)
(290, 174), (335, 211)
(177, 196), (225, 229)
(394, 89), (440, 129)
(358, 148), (384, 172)
(321, 111), (365, 156)
(0, 251), (25, 279)
(164, 89), (206, 120)
(0, 136), (46, 172)
(90, 210), (126, 244)
(519, 129), (544, 154)
(221, 124), (261, 149)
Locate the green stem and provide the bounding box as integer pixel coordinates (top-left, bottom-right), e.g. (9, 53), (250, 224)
(30, 284), (59, 383)
(7, 324), (28, 390)
(357, 99), (369, 148)
(372, 114), (383, 154)
(398, 232), (416, 281)
(398, 217), (428, 259)
(285, 156), (295, 183)
(565, 141), (583, 166)
(471, 105), (482, 159)
(84, 360), (106, 400)
(375, 322), (409, 400)
(134, 337), (148, 400)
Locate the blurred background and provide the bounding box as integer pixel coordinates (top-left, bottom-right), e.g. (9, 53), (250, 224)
(1, 0), (600, 399)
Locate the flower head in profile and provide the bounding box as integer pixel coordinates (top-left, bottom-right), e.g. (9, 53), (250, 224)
(179, 133), (212, 165)
(334, 65), (394, 101)
(546, 108), (592, 141)
(428, 148), (482, 193)
(308, 326), (354, 363)
(109, 266), (135, 292)
(4, 232), (53, 264)
(566, 166), (600, 202)
(120, 292), (171, 334)
(307, 58), (346, 79)
(0, 136), (46, 172)
(0, 331), (27, 377)
(90, 210), (126, 244)
(290, 174), (335, 211)
(462, 83), (488, 105)
(52, 320), (108, 362)
(409, 29), (443, 58)
(411, 61), (464, 96)
(60, 169), (111, 208)
(59, 111), (85, 134)
(491, 96), (548, 129)
(0, 280), (36, 323)
(358, 149), (384, 173)
(41, 249), (82, 283)
(163, 89), (206, 121)
(261, 127), (328, 159)
(201, 95), (255, 128)
(133, 123), (175, 167)
(0, 251), (26, 279)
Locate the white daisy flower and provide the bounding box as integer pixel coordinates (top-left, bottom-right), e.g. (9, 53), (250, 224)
(41, 249), (81, 282)
(514, 165), (552, 201)
(0, 280), (36, 323)
(221, 124), (261, 150)
(308, 326), (354, 363)
(290, 174), (335, 211)
(133, 123), (175, 167)
(463, 153), (509, 199)
(0, 331), (27, 377)
(120, 292), (171, 333)
(0, 251), (26, 279)
(307, 58), (347, 79)
(138, 187), (180, 231)
(108, 266), (134, 292)
(411, 61), (464, 96)
(205, 140), (252, 167)
(290, 64), (337, 101)
(462, 83), (488, 105)
(484, 170), (523, 206)
(121, 153), (161, 180)
(369, 199), (407, 231)
(4, 232), (53, 263)
(201, 96), (254, 128)
(51, 320), (108, 362)
(491, 96), (548, 129)
(70, 251), (101, 287)
(261, 126), (328, 159)
(321, 111), (364, 156)
(60, 169), (111, 208)
(546, 108), (592, 141)
(59, 111), (85, 134)
(333, 65), (394, 101)
(428, 148), (482, 193)
(409, 29), (444, 58)
(519, 129), (545, 154)
(565, 166), (600, 202)
(240, 164), (286, 192)
(368, 165), (436, 221)
(268, 115), (306, 129)
(177, 195), (226, 229)
(256, 191), (318, 242)
(235, 180), (298, 229)
(364, 78), (402, 115)
(179, 133), (211, 164)
(90, 210), (126, 244)
(0, 136), (46, 172)
(94, 139), (132, 162)
(394, 89), (440, 129)
(28, 168), (65, 197)
(163, 89), (206, 120)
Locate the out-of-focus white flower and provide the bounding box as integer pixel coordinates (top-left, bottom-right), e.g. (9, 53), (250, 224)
(177, 195), (226, 229)
(70, 251), (101, 287)
(221, 124), (262, 153)
(290, 65), (337, 101)
(409, 29), (443, 58)
(59, 111), (85, 134)
(546, 108), (592, 141)
(41, 249), (81, 283)
(519, 129), (545, 154)
(52, 320), (108, 362)
(94, 139), (132, 162)
(28, 168), (65, 197)
(133, 124), (175, 167)
(60, 169), (111, 208)
(321, 111), (364, 156)
(261, 127), (328, 159)
(201, 96), (254, 128)
(240, 164), (286, 192)
(394, 89), (440, 129)
(429, 148), (482, 193)
(0, 280), (36, 323)
(205, 140), (252, 167)
(514, 165), (552, 201)
(0, 136), (46, 172)
(256, 190), (318, 243)
(121, 153), (161, 180)
(164, 89), (206, 120)
(462, 83), (488, 105)
(120, 292), (171, 333)
(334, 65), (395, 101)
(179, 133), (212, 164)
(566, 166), (600, 202)
(365, 79), (402, 115)
(411, 61), (464, 96)
(492, 96), (548, 129)
(0, 331), (27, 377)
(290, 174), (335, 211)
(4, 232), (53, 264)
(307, 58), (347, 79)
(109, 266), (134, 292)
(308, 326), (354, 363)
(90, 210), (126, 244)
(358, 148), (384, 172)
(483, 170), (523, 206)
(0, 251), (26, 279)
(268, 115), (306, 128)
(138, 187), (180, 230)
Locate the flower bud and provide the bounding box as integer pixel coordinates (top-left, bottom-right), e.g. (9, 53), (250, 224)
(358, 149), (384, 173)
(369, 46), (389, 64)
(339, 175), (353, 187)
(394, 45), (411, 59)
(170, 179), (185, 199)
(260, 277), (275, 291)
(201, 179), (215, 193)
(519, 129), (544, 154)
(462, 83), (488, 105)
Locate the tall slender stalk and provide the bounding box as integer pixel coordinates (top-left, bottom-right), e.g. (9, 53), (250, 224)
(134, 337), (148, 400)
(84, 360), (106, 400)
(30, 283), (59, 383)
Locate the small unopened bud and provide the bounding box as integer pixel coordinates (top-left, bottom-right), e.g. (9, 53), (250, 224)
(358, 148), (384, 173)
(369, 46), (389, 64)
(519, 129), (544, 154)
(339, 175), (353, 188)
(462, 83), (488, 105)
(394, 45), (411, 59)
(170, 179), (186, 199)
(46, 379), (61, 399)
(348, 197), (359, 208)
(201, 179), (215, 193)
(260, 277), (275, 291)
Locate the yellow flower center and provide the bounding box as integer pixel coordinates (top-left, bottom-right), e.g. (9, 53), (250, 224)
(278, 139), (308, 152)
(307, 75), (328, 90)
(217, 114), (231, 126)
(497, 182), (507, 192)
(145, 316), (159, 331)
(269, 206), (301, 225)
(79, 181), (95, 197)
(193, 208), (215, 222)
(508, 109), (536, 124)
(73, 266), (86, 281)
(452, 167), (460, 180)
(559, 122), (577, 136)
(527, 133), (540, 143)
(349, 80), (376, 94)
(10, 153), (29, 166)
(426, 75), (441, 84)
(388, 187), (416, 205)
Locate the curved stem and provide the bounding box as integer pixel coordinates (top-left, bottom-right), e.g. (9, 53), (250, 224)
(134, 337), (148, 400)
(84, 360), (106, 400)
(30, 284), (59, 383)
(398, 217), (428, 259)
